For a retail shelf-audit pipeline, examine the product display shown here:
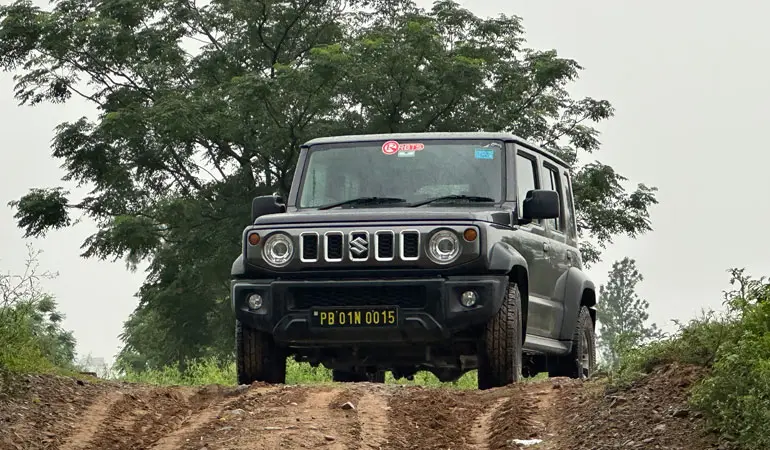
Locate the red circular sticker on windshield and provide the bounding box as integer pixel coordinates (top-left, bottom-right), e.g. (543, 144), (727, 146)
(382, 140), (399, 154)
(382, 140), (424, 154)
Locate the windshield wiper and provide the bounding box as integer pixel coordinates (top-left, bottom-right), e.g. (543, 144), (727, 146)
(409, 195), (496, 207)
(317, 196), (408, 210)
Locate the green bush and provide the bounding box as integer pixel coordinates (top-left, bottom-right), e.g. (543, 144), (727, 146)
(608, 268), (770, 449)
(608, 311), (735, 388)
(0, 248), (76, 375)
(688, 272), (770, 450)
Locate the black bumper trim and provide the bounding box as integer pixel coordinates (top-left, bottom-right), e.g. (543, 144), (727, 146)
(231, 276), (508, 345)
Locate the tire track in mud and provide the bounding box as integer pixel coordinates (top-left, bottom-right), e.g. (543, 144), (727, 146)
(150, 385), (282, 450)
(61, 384), (250, 450)
(180, 385), (360, 449)
(85, 386), (202, 450)
(386, 387), (488, 449)
(469, 397), (508, 449)
(58, 391), (126, 450)
(354, 385), (392, 449)
(487, 379), (567, 450)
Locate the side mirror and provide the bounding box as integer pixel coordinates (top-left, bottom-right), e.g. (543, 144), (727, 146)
(521, 189), (559, 223)
(252, 194), (286, 223)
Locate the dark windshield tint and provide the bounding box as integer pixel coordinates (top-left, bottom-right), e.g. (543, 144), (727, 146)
(298, 139), (504, 208)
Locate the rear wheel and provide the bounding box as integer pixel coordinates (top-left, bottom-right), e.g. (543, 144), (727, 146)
(549, 306), (596, 379)
(477, 281), (523, 389)
(332, 369), (386, 383)
(236, 320), (286, 385)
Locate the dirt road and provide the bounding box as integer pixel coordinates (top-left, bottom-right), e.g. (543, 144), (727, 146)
(0, 364), (718, 449)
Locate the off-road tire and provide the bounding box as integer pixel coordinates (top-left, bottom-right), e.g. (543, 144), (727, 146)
(236, 320), (286, 385)
(549, 306), (596, 379)
(477, 282), (523, 390)
(332, 369), (386, 383)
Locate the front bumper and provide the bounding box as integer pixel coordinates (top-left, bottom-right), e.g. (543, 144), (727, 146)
(231, 276), (507, 345)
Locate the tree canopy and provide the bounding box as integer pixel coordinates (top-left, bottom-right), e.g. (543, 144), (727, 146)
(0, 0), (658, 370)
(597, 257), (663, 368)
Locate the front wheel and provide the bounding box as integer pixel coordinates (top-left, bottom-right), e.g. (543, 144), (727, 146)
(549, 306), (596, 379)
(236, 320), (286, 385)
(477, 281), (523, 390)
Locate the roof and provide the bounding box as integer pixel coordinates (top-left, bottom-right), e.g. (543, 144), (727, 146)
(301, 131), (569, 168)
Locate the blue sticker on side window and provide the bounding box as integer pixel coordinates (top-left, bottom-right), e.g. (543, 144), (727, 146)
(475, 149), (495, 160)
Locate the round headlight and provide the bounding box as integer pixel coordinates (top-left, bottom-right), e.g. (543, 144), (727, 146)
(427, 230), (461, 264)
(262, 233), (294, 267)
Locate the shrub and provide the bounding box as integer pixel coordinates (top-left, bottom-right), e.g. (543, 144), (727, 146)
(689, 271), (770, 450)
(0, 246), (76, 374)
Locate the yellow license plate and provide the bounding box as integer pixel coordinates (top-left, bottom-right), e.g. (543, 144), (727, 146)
(311, 307), (398, 327)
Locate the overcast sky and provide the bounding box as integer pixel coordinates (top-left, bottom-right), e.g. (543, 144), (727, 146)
(2, 0), (769, 364)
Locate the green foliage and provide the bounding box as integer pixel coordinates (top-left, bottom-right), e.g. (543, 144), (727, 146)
(1, 0), (658, 369)
(606, 268), (770, 449)
(117, 356), (482, 389)
(689, 269), (770, 450)
(0, 245), (77, 374)
(608, 311), (733, 389)
(597, 257), (664, 370)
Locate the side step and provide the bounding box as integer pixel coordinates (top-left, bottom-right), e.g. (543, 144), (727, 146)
(523, 334), (571, 356)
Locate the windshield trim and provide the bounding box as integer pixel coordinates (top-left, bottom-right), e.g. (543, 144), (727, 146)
(293, 138), (508, 210)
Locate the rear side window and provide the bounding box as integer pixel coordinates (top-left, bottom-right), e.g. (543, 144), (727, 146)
(542, 165), (564, 233)
(515, 153), (539, 217)
(563, 172), (577, 239)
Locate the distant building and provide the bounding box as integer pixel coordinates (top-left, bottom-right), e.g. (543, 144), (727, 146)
(79, 356), (107, 375)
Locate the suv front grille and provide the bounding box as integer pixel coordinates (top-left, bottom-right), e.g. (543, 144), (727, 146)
(298, 229), (421, 263)
(290, 285), (428, 309)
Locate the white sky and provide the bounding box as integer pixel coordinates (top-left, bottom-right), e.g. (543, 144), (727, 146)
(2, 0), (769, 364)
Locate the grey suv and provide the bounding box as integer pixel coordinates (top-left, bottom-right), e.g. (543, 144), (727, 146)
(230, 132), (597, 389)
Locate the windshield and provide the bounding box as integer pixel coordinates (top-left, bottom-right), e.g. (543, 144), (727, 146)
(298, 139), (504, 208)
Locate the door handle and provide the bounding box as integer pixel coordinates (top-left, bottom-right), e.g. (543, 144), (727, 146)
(543, 243), (549, 252)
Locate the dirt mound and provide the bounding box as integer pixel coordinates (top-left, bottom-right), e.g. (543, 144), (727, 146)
(547, 364), (719, 450)
(0, 366), (719, 450)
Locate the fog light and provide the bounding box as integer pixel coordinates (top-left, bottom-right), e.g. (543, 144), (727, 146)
(247, 293), (263, 310)
(460, 291), (478, 307)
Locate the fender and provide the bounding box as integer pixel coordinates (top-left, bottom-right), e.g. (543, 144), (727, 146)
(487, 241), (529, 339)
(558, 266), (596, 341)
(487, 241), (528, 274)
(231, 254), (246, 278)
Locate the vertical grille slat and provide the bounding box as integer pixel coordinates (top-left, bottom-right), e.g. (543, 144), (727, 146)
(324, 232), (343, 262)
(375, 231), (395, 261)
(400, 230), (420, 260)
(300, 233), (319, 262)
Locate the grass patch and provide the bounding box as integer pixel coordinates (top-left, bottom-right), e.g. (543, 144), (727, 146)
(118, 356), (554, 390)
(118, 356), (482, 388)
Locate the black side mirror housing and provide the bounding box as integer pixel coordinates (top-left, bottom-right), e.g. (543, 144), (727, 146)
(520, 189), (560, 224)
(252, 194), (286, 223)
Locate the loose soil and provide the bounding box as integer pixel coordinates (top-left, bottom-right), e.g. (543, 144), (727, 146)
(0, 364), (720, 449)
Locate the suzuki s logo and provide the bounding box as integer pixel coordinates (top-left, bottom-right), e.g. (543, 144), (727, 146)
(349, 235), (369, 257)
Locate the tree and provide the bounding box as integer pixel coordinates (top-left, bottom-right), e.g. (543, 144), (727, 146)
(0, 0), (658, 370)
(0, 244), (76, 372)
(597, 257), (663, 369)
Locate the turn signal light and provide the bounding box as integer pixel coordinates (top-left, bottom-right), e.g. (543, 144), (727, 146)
(463, 228), (477, 242)
(248, 232), (261, 246)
